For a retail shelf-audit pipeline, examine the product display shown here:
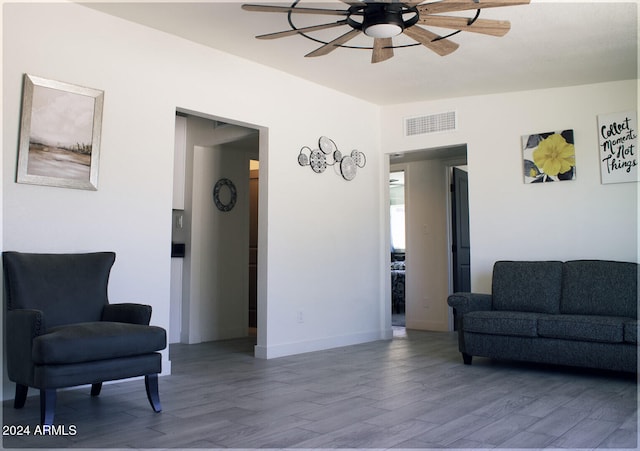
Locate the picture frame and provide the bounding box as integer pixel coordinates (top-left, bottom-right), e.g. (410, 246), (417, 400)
(522, 129), (576, 183)
(597, 110), (638, 184)
(17, 74), (104, 190)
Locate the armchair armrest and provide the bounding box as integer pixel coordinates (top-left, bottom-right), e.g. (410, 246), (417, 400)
(6, 309), (45, 384)
(447, 292), (493, 314)
(102, 303), (152, 325)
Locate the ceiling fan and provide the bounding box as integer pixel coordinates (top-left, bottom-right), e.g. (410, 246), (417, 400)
(242, 0), (530, 63)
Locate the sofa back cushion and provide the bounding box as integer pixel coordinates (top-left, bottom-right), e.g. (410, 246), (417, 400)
(492, 261), (563, 314)
(561, 260), (637, 318)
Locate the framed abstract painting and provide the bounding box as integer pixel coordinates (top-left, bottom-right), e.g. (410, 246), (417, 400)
(522, 129), (575, 183)
(16, 74), (104, 190)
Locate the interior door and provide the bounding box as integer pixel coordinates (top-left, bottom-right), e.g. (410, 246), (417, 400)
(452, 167), (471, 293)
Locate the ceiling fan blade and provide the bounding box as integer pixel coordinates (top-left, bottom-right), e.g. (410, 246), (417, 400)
(242, 4), (349, 16)
(257, 20), (349, 39)
(403, 25), (459, 56)
(305, 29), (362, 57)
(372, 37), (394, 63)
(417, 0), (529, 15)
(419, 16), (511, 36)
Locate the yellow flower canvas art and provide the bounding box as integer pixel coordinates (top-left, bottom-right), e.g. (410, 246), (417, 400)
(522, 130), (575, 183)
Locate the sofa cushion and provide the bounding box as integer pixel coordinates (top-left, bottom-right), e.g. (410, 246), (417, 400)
(33, 322), (166, 365)
(561, 260), (637, 318)
(463, 311), (541, 337)
(492, 261), (563, 314)
(624, 320), (638, 344)
(538, 315), (626, 343)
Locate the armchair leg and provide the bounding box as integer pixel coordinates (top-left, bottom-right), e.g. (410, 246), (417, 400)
(462, 352), (473, 365)
(40, 389), (56, 425)
(145, 374), (162, 412)
(91, 383), (103, 397)
(14, 384), (28, 409)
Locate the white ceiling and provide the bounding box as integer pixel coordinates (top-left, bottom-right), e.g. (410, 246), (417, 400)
(81, 0), (637, 106)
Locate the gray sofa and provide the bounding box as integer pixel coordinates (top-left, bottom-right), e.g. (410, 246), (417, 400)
(447, 260), (638, 373)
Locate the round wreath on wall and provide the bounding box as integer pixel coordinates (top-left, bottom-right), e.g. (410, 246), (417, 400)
(213, 178), (237, 212)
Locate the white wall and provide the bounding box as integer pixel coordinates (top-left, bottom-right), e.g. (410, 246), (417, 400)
(404, 159), (452, 332)
(0, 2), (5, 402)
(2, 0), (384, 401)
(382, 80), (638, 293)
(190, 139), (256, 343)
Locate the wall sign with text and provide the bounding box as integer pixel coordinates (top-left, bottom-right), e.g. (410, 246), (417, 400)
(598, 110), (638, 184)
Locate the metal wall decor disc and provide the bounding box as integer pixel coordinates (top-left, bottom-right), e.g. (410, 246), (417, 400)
(333, 150), (342, 162)
(319, 136), (337, 155)
(340, 156), (357, 181)
(298, 153), (309, 166)
(312, 161), (327, 173)
(310, 150), (327, 173)
(351, 150), (367, 168)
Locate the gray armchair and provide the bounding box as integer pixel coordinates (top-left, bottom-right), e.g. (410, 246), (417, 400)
(3, 251), (167, 425)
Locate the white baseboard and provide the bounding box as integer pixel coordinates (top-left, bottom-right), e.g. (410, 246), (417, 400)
(254, 329), (390, 359)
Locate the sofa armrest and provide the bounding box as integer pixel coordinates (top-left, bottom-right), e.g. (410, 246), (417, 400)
(447, 293), (492, 358)
(102, 303), (152, 325)
(6, 309), (45, 384)
(447, 292), (492, 314)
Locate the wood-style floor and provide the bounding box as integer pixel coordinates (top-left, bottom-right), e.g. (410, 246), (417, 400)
(2, 329), (637, 449)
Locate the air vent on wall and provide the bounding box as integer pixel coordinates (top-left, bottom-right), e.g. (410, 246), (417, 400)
(405, 111), (457, 136)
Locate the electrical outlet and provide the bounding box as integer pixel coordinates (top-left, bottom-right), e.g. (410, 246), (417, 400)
(296, 311), (304, 323)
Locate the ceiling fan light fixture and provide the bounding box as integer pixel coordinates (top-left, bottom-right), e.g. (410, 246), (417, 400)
(364, 23), (402, 38)
(362, 5), (404, 39)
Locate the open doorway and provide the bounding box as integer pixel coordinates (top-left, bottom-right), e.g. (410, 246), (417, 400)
(389, 170), (406, 334)
(171, 111), (264, 350)
(389, 145), (467, 334)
